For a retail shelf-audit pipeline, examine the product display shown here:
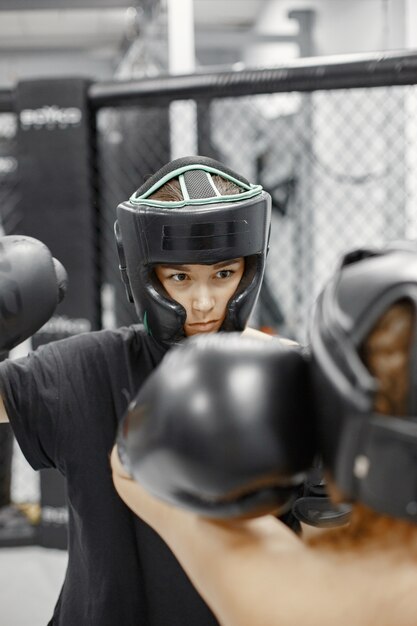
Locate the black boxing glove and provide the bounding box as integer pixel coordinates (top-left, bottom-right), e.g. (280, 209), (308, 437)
(0, 235), (67, 351)
(118, 333), (316, 519)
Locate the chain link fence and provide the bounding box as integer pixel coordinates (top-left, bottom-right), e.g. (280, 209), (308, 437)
(96, 79), (417, 343)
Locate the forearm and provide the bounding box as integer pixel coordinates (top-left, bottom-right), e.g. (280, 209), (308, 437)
(159, 515), (304, 626)
(0, 395), (9, 423)
(111, 445), (304, 626)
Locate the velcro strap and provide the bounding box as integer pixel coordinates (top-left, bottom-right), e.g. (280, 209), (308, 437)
(162, 221), (250, 251)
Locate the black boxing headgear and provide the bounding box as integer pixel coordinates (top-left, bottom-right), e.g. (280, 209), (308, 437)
(310, 243), (417, 523)
(115, 156), (271, 346)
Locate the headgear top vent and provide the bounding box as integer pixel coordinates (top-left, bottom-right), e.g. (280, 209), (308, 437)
(115, 156), (271, 347)
(310, 243), (417, 523)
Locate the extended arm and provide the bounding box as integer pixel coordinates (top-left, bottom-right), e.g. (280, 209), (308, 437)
(111, 446), (311, 626)
(111, 334), (328, 626)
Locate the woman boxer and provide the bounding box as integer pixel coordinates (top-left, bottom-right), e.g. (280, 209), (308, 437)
(112, 244), (417, 626)
(0, 156), (286, 626)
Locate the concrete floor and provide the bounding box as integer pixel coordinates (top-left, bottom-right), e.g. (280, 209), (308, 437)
(0, 546), (67, 626)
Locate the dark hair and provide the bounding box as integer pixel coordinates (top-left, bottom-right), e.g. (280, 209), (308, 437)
(148, 175), (245, 202)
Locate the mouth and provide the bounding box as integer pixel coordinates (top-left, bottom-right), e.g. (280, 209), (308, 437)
(187, 320), (219, 331)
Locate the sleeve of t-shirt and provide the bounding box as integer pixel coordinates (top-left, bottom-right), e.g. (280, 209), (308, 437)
(0, 328), (140, 474)
(0, 341), (68, 471)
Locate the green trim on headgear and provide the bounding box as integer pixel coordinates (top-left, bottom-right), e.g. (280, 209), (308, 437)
(143, 311), (152, 336)
(129, 163), (263, 208)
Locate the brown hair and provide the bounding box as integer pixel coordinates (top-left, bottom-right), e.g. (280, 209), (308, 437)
(148, 175), (244, 202)
(308, 299), (417, 555)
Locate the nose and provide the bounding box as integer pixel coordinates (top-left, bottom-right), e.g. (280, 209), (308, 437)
(192, 286), (215, 314)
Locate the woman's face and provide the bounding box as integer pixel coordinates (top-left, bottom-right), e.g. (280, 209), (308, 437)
(154, 258), (245, 337)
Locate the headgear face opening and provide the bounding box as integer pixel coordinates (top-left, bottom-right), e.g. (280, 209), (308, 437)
(310, 244), (417, 523)
(115, 156), (271, 347)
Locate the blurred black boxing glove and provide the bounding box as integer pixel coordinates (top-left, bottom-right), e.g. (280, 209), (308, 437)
(0, 235), (67, 351)
(118, 333), (316, 519)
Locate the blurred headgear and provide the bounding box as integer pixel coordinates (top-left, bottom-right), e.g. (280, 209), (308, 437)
(310, 242), (417, 523)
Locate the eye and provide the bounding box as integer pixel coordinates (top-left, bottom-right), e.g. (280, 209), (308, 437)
(171, 273), (188, 282)
(216, 269), (234, 279)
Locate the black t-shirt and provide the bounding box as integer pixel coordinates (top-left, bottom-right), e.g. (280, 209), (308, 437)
(0, 326), (219, 626)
